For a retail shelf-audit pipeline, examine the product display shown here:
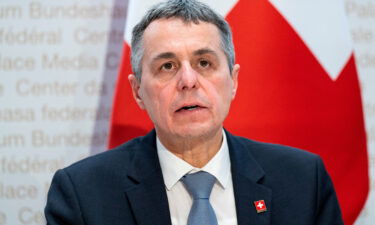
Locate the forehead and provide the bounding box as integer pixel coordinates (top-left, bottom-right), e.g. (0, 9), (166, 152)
(142, 18), (223, 57)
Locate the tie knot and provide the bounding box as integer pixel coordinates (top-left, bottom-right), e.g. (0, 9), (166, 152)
(182, 171), (216, 199)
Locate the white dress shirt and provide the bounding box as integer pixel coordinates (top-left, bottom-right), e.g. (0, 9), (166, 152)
(157, 130), (238, 225)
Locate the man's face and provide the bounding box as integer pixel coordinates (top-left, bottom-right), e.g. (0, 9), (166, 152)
(129, 18), (239, 141)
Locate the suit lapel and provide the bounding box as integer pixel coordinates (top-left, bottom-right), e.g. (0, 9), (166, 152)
(226, 131), (272, 225)
(124, 131), (172, 225)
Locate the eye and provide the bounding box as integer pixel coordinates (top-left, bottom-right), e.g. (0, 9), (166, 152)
(198, 59), (210, 68)
(161, 62), (175, 71)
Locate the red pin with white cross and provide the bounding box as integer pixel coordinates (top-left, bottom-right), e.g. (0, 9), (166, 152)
(254, 200), (267, 213)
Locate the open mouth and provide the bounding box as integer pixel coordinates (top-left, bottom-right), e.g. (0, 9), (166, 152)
(176, 105), (202, 112)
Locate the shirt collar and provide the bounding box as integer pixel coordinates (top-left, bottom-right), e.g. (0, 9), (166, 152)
(157, 129), (231, 191)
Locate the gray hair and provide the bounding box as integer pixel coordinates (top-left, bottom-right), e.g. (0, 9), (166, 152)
(131, 0), (235, 80)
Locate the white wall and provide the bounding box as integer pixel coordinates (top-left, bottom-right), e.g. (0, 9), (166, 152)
(0, 0), (126, 224)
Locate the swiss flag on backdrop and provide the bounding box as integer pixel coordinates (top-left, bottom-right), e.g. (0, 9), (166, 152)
(109, 0), (369, 224)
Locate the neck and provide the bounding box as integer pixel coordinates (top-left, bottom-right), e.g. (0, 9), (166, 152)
(157, 128), (223, 168)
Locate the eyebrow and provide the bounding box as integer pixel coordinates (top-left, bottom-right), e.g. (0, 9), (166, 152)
(153, 52), (176, 61)
(151, 48), (218, 62)
(193, 48), (218, 57)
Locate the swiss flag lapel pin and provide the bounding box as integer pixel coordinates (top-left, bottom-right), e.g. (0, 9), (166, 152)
(254, 200), (267, 213)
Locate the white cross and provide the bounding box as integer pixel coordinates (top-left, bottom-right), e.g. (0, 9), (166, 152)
(257, 202), (264, 209)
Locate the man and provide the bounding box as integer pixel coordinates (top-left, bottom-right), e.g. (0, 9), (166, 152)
(45, 0), (343, 224)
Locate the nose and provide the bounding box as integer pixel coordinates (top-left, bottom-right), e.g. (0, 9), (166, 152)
(177, 62), (199, 91)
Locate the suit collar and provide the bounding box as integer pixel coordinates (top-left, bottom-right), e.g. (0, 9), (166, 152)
(226, 130), (272, 225)
(225, 129), (265, 183)
(126, 130), (160, 182)
(124, 130), (172, 225)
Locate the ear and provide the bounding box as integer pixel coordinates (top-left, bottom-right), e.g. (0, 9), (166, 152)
(128, 74), (145, 109)
(230, 64), (240, 100)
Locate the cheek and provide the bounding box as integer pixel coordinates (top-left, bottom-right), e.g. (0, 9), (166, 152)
(139, 84), (158, 113)
(209, 77), (234, 103)
(141, 83), (172, 118)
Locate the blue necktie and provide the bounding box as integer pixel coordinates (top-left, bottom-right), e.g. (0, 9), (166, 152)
(182, 171), (218, 225)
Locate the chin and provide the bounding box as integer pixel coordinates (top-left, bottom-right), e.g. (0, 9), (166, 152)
(173, 123), (220, 139)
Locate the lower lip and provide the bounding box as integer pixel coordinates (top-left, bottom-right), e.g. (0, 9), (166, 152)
(175, 107), (207, 116)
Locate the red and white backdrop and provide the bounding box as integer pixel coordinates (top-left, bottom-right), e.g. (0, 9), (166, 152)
(1, 0), (375, 224)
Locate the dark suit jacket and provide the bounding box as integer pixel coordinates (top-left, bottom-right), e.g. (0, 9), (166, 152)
(45, 130), (343, 225)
